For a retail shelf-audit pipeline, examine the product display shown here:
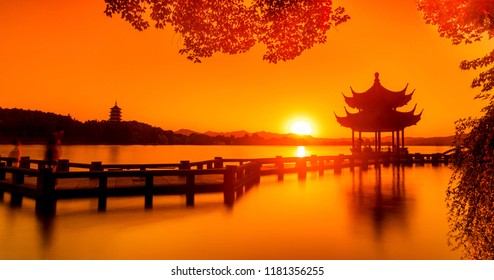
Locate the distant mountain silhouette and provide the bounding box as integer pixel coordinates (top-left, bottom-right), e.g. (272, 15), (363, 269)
(174, 129), (197, 136)
(175, 129), (454, 146)
(0, 107), (453, 146)
(204, 130), (250, 138)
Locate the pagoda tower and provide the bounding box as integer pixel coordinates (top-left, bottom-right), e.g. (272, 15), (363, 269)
(109, 101), (122, 122)
(335, 73), (422, 154)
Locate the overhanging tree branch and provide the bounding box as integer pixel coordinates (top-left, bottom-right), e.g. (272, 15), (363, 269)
(103, 0), (350, 63)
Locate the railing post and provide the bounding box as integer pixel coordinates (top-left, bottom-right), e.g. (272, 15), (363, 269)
(0, 162), (6, 180)
(255, 162), (262, 184)
(11, 162), (26, 206)
(180, 160), (190, 179)
(186, 173), (195, 206)
(56, 159), (70, 172)
(297, 158), (307, 180)
(310, 155), (317, 170)
(432, 153), (439, 166)
(245, 164), (253, 190)
(335, 155), (343, 174)
(35, 168), (57, 214)
(275, 156), (284, 181)
(214, 157), (223, 169)
(90, 161), (103, 171)
(224, 165), (237, 206)
(444, 155), (450, 165)
(145, 175), (154, 209)
(98, 175), (107, 212)
(245, 162), (261, 188)
(318, 158), (325, 176)
(19, 156), (30, 169)
(416, 153), (424, 165)
(349, 156), (355, 172)
(180, 160), (191, 170)
(0, 162), (4, 201)
(236, 167), (244, 198)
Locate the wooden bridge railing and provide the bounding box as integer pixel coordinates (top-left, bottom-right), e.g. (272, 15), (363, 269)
(0, 152), (449, 214)
(0, 156), (263, 214)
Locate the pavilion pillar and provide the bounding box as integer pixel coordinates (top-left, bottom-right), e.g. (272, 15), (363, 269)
(401, 129), (405, 149)
(352, 130), (355, 150)
(359, 131), (362, 151)
(396, 130), (400, 154)
(391, 131), (395, 152)
(378, 131), (382, 153)
(374, 132), (378, 152)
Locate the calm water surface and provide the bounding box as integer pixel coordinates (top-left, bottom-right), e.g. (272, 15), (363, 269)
(0, 145), (458, 259)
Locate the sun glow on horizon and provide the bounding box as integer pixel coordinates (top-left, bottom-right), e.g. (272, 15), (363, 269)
(290, 120), (313, 136)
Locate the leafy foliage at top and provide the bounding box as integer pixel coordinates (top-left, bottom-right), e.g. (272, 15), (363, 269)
(418, 0), (494, 97)
(418, 0), (494, 44)
(418, 0), (494, 259)
(103, 0), (350, 63)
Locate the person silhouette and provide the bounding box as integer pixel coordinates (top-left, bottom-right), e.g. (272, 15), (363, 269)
(8, 139), (21, 167)
(44, 132), (62, 169)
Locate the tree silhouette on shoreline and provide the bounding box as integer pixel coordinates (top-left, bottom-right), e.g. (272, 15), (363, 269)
(103, 0), (349, 63)
(418, 0), (494, 259)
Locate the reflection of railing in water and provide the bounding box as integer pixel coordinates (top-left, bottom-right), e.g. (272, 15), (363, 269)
(0, 152), (449, 214)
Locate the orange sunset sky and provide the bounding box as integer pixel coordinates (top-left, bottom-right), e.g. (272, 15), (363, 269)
(0, 0), (492, 138)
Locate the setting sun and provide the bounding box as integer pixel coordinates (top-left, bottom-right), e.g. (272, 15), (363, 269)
(290, 121), (313, 135)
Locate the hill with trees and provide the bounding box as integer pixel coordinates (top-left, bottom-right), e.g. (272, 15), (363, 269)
(0, 107), (315, 145)
(0, 107), (453, 146)
(0, 107), (174, 144)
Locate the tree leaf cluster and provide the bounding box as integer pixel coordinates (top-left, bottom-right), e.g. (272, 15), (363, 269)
(449, 107), (494, 259)
(418, 0), (494, 259)
(418, 0), (494, 98)
(104, 0), (349, 63)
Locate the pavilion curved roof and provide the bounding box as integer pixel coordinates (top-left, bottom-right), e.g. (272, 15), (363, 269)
(343, 72), (414, 110)
(334, 105), (422, 132)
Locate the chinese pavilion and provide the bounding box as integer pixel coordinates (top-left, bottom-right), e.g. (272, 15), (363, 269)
(335, 73), (422, 154)
(109, 101), (122, 122)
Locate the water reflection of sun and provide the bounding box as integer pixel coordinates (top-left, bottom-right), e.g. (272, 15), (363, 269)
(296, 146), (307, 157)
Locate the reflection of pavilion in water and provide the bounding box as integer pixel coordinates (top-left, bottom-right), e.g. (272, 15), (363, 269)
(348, 166), (408, 241)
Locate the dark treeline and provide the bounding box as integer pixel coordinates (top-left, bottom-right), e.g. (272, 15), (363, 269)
(0, 108), (313, 145)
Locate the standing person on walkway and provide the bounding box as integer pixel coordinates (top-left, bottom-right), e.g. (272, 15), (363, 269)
(8, 139), (21, 167)
(44, 131), (63, 169)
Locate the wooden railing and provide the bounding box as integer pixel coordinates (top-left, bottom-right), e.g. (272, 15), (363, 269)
(0, 152), (449, 214)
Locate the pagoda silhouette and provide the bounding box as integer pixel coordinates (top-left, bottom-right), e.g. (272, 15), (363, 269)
(335, 73), (422, 154)
(109, 101), (122, 122)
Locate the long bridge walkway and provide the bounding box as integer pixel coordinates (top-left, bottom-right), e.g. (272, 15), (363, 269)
(0, 152), (451, 215)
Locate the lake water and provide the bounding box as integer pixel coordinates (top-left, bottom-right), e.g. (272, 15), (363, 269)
(0, 145), (459, 259)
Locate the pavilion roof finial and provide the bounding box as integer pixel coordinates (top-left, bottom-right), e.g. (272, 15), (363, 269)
(374, 72), (380, 82)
